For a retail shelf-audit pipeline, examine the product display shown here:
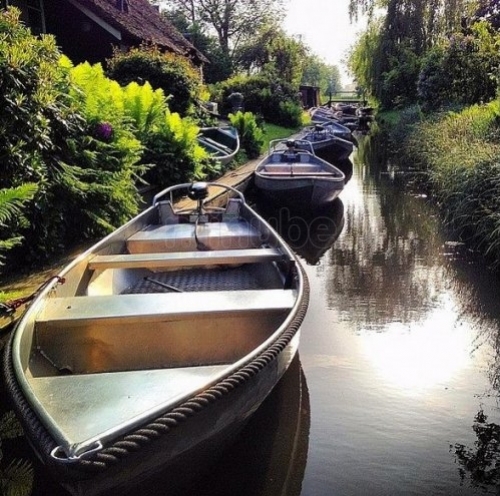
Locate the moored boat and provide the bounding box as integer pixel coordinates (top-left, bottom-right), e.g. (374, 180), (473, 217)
(2, 181), (309, 496)
(253, 139), (345, 208)
(316, 119), (353, 142)
(310, 105), (360, 132)
(197, 125), (240, 165)
(298, 124), (354, 162)
(309, 105), (337, 124)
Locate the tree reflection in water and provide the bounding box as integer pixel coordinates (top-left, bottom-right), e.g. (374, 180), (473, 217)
(357, 129), (500, 491)
(453, 409), (500, 491)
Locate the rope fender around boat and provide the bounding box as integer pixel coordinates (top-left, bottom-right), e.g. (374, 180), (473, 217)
(2, 263), (310, 478)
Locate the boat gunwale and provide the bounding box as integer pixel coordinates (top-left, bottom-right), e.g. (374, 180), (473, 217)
(7, 182), (308, 462)
(197, 126), (240, 165)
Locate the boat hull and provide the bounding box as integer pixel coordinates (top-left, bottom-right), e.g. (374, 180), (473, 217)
(2, 182), (309, 495)
(3, 323), (302, 496)
(254, 143), (345, 208)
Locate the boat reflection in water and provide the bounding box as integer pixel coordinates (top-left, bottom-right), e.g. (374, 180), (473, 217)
(254, 196), (345, 266)
(191, 354), (310, 496)
(116, 354), (310, 496)
(334, 158), (354, 184)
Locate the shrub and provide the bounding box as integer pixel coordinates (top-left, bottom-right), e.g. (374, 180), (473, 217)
(68, 59), (167, 141)
(0, 184), (38, 264)
(229, 111), (264, 159)
(106, 44), (204, 116)
(212, 74), (303, 127)
(142, 110), (211, 187)
(69, 60), (212, 190)
(0, 10), (144, 269)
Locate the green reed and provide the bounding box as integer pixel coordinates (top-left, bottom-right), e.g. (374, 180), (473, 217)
(396, 101), (500, 268)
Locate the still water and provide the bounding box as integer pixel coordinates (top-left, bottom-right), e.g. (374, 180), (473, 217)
(284, 136), (500, 496)
(2, 133), (500, 495)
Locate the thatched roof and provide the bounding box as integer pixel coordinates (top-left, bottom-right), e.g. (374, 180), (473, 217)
(74, 0), (208, 63)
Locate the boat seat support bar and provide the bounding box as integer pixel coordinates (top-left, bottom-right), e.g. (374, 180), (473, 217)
(88, 247), (284, 270)
(37, 289), (296, 328)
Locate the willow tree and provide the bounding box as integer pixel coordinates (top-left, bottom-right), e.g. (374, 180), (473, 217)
(349, 0), (477, 52)
(347, 0), (480, 107)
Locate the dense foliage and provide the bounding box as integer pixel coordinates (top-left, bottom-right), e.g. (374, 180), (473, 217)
(0, 8), (144, 269)
(68, 60), (217, 188)
(228, 111), (265, 159)
(420, 23), (500, 109)
(211, 74), (304, 127)
(0, 8), (219, 273)
(347, 0), (495, 110)
(106, 44), (204, 116)
(236, 26), (307, 86)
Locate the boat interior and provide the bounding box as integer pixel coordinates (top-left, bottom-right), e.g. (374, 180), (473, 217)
(259, 162), (337, 176)
(197, 136), (234, 157)
(22, 185), (299, 380)
(197, 127), (238, 158)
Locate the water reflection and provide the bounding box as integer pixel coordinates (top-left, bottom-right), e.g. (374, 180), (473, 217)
(453, 409), (500, 491)
(274, 130), (500, 495)
(256, 198), (345, 266)
(189, 355), (310, 496)
(327, 140), (446, 330)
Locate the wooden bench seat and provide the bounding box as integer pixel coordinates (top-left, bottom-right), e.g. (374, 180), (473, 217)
(37, 289), (296, 329)
(88, 247), (284, 270)
(198, 136), (233, 154)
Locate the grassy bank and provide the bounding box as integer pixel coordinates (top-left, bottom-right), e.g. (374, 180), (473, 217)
(386, 101), (500, 269)
(261, 122), (301, 151)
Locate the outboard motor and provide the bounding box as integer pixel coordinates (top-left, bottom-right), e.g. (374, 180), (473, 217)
(188, 182), (209, 214)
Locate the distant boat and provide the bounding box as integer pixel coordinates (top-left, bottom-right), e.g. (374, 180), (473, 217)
(315, 119), (353, 141)
(309, 106), (337, 124)
(197, 125), (240, 165)
(3, 181), (309, 496)
(254, 139), (345, 208)
(310, 106), (359, 132)
(297, 124), (354, 162)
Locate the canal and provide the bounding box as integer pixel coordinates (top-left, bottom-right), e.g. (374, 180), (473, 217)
(2, 133), (500, 495)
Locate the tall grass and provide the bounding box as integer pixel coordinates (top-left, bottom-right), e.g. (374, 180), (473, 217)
(394, 101), (500, 267)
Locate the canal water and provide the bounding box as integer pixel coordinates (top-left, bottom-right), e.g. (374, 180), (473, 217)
(2, 133), (500, 495)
